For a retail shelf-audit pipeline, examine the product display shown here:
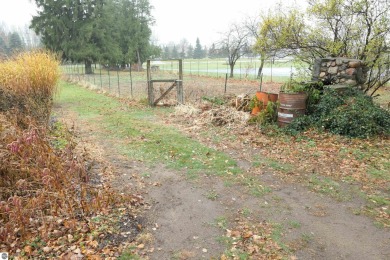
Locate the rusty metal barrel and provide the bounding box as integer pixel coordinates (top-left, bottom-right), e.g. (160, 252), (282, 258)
(277, 92), (308, 127)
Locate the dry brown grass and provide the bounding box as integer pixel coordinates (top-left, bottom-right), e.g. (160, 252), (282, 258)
(0, 51), (60, 125)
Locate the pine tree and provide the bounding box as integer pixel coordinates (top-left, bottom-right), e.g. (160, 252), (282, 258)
(31, 0), (154, 73)
(208, 43), (217, 58)
(162, 45), (170, 59)
(193, 38), (203, 59)
(203, 46), (208, 58)
(0, 36), (7, 58)
(0, 28), (9, 58)
(8, 32), (24, 54)
(187, 44), (194, 59)
(171, 45), (179, 59)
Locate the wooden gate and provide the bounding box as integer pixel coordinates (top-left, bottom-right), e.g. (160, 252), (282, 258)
(147, 59), (184, 106)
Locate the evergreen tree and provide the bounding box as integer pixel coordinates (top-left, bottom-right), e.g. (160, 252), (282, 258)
(8, 32), (24, 54)
(162, 45), (170, 59)
(0, 36), (7, 58)
(193, 37), (203, 59)
(31, 0), (107, 73)
(208, 43), (217, 58)
(203, 46), (208, 58)
(171, 45), (179, 59)
(31, 0), (154, 73)
(121, 0), (155, 70)
(0, 30), (8, 59)
(187, 44), (194, 59)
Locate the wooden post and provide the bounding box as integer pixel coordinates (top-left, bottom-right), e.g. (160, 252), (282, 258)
(177, 59), (184, 104)
(147, 60), (154, 106)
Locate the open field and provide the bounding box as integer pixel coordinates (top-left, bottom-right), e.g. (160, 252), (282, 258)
(152, 58), (298, 80)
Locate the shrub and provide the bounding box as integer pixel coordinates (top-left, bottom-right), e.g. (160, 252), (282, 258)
(285, 88), (390, 138)
(0, 51), (60, 125)
(248, 101), (278, 125)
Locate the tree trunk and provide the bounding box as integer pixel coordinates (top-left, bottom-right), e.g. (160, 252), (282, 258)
(229, 63), (234, 78)
(85, 60), (93, 74)
(257, 57), (265, 79)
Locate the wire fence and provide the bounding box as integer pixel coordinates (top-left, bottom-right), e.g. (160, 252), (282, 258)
(62, 64), (146, 99)
(154, 58), (295, 81)
(61, 59), (288, 103)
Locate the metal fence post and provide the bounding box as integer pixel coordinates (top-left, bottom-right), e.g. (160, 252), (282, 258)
(117, 68), (120, 96)
(217, 60), (219, 78)
(226, 62), (228, 77)
(197, 59), (200, 76)
(240, 61), (242, 80)
(93, 64), (96, 85)
(129, 63), (133, 98)
(206, 59), (208, 76)
(99, 64), (103, 90)
(108, 68), (111, 91)
(224, 73), (228, 93)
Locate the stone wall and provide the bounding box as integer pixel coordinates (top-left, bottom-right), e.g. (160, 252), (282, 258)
(312, 57), (368, 86)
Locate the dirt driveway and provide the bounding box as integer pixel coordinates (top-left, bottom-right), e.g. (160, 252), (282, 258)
(55, 82), (389, 259)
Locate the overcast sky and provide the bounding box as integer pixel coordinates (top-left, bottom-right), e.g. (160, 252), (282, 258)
(0, 0), (306, 46)
(149, 0), (306, 46)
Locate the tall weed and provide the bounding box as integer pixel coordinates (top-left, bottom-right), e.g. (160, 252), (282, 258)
(0, 51), (60, 125)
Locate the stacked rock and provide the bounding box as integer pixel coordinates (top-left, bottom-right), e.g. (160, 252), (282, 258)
(312, 57), (368, 86)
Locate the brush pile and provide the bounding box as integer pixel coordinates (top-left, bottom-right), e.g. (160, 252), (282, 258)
(174, 103), (250, 129)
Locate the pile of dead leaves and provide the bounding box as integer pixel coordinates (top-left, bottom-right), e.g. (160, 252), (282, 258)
(174, 104), (250, 129)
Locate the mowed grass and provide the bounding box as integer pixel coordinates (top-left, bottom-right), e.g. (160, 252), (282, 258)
(56, 81), (241, 178)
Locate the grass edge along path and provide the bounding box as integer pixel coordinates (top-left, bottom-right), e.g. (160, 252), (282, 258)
(56, 81), (243, 179)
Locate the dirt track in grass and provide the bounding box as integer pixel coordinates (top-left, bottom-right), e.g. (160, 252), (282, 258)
(54, 82), (389, 259)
